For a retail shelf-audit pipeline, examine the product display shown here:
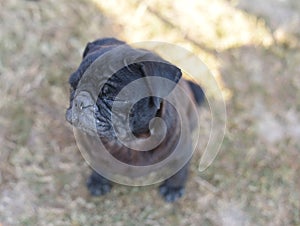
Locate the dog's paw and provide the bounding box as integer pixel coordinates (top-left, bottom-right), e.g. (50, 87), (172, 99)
(86, 173), (112, 196)
(159, 184), (185, 202)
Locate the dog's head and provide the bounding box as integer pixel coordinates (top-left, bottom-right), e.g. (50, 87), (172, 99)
(66, 38), (182, 140)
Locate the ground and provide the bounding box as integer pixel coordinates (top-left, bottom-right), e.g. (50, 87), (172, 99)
(0, 0), (299, 225)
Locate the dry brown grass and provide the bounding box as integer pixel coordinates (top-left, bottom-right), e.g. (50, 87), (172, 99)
(0, 0), (299, 225)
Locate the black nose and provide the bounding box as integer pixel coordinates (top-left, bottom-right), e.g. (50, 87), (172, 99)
(74, 99), (84, 110)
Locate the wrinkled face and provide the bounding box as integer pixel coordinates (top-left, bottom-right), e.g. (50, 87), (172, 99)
(66, 38), (181, 140)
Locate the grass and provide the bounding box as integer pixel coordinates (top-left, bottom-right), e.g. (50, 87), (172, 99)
(0, 0), (299, 225)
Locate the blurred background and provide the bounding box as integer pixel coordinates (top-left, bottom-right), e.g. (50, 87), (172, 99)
(0, 0), (299, 225)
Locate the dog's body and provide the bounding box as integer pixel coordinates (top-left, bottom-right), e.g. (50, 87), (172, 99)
(66, 38), (204, 202)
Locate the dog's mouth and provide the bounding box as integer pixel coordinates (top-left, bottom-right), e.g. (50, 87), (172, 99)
(65, 103), (100, 137)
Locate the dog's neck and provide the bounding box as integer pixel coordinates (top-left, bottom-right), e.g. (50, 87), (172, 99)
(133, 101), (163, 138)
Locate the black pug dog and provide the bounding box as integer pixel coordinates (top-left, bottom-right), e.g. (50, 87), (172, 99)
(66, 38), (204, 202)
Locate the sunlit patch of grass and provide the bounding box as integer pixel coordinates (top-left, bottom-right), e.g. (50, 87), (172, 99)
(92, 0), (273, 49)
(91, 0), (274, 103)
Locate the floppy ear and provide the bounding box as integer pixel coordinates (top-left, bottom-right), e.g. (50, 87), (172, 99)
(140, 61), (182, 108)
(82, 42), (94, 59)
(71, 38), (126, 89)
(82, 38), (126, 58)
(69, 51), (103, 89)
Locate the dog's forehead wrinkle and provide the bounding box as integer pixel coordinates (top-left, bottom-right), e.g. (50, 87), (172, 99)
(75, 91), (94, 104)
(75, 45), (171, 101)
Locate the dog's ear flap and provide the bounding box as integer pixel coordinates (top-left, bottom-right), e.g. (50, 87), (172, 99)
(140, 61), (182, 84)
(82, 38), (126, 58)
(82, 42), (94, 59)
(140, 61), (182, 108)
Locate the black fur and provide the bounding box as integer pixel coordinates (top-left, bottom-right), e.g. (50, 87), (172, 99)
(66, 38), (203, 202)
(86, 170), (112, 196)
(187, 80), (205, 105)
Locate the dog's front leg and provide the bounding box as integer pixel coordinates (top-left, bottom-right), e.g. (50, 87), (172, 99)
(86, 170), (112, 196)
(159, 162), (190, 202)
